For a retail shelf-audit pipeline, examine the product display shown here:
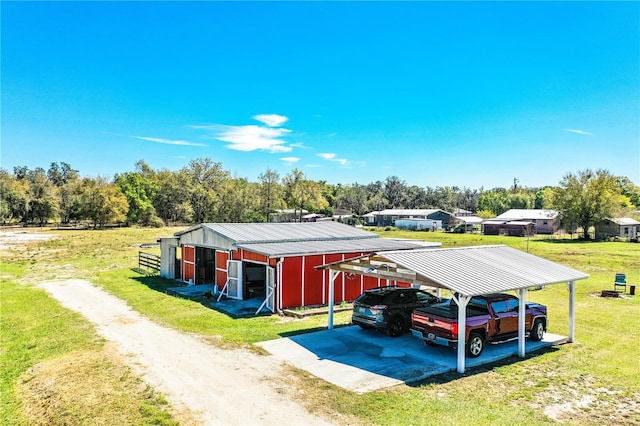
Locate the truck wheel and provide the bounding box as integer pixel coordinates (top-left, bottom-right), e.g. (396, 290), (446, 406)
(466, 332), (484, 357)
(530, 319), (544, 341)
(387, 316), (405, 337)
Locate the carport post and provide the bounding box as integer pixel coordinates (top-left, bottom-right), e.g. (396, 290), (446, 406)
(518, 288), (527, 358)
(328, 270), (338, 330)
(568, 280), (576, 343)
(456, 295), (470, 374)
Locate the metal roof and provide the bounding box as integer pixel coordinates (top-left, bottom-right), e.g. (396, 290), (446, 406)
(175, 221), (377, 243)
(322, 245), (588, 296)
(495, 209), (558, 220)
(377, 209), (447, 216)
(380, 245), (588, 296)
(455, 216), (484, 224)
(608, 217), (640, 226)
(237, 239), (439, 258)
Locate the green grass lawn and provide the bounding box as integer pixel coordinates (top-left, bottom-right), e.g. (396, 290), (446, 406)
(1, 226), (639, 425)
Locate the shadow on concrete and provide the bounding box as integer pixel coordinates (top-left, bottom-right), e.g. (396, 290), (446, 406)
(257, 325), (567, 393)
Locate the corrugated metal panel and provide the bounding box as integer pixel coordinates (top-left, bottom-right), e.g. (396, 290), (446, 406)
(199, 222), (378, 244)
(378, 209), (442, 216)
(237, 239), (438, 257)
(495, 209), (558, 220)
(611, 217), (640, 226)
(379, 245), (589, 296)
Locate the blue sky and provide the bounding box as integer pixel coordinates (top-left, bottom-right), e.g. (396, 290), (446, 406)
(2, 1), (639, 189)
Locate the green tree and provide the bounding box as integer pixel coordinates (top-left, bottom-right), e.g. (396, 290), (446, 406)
(383, 176), (407, 208)
(47, 162), (79, 187)
(478, 189), (510, 216)
(217, 178), (263, 222)
(58, 179), (84, 224)
(115, 171), (158, 225)
(26, 168), (58, 226)
(184, 158), (230, 223)
(334, 183), (368, 215)
(283, 169), (328, 220)
(79, 177), (129, 228)
(404, 185), (427, 209)
(0, 169), (29, 224)
(550, 169), (632, 239)
(153, 169), (193, 225)
(616, 176), (640, 208)
(258, 168), (285, 221)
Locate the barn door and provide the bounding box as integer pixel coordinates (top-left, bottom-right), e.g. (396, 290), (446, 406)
(224, 260), (243, 300)
(182, 245), (196, 284)
(256, 266), (276, 314)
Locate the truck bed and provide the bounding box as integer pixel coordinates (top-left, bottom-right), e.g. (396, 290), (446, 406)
(414, 302), (489, 321)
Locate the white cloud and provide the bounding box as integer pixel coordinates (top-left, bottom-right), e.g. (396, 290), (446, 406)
(253, 114), (288, 127)
(564, 128), (593, 136)
(133, 136), (206, 147)
(193, 124), (292, 153)
(318, 152), (348, 166)
(281, 157), (300, 165)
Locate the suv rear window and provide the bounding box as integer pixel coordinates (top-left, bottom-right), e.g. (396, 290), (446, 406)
(357, 292), (388, 305)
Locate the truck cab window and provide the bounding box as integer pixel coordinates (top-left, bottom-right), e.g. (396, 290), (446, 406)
(490, 300), (509, 313)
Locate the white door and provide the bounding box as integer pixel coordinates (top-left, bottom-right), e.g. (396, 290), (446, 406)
(256, 265), (276, 315)
(225, 260), (243, 300)
(266, 266), (276, 313)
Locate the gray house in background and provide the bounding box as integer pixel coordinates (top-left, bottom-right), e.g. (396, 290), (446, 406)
(595, 218), (640, 240)
(363, 209), (453, 229)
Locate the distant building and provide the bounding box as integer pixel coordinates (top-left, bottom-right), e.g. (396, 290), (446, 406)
(491, 209), (559, 234)
(395, 219), (441, 231)
(363, 209), (453, 229)
(269, 209), (308, 222)
(594, 218), (640, 240)
(452, 208), (474, 217)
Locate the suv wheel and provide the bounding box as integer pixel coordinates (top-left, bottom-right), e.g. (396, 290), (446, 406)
(387, 316), (405, 337)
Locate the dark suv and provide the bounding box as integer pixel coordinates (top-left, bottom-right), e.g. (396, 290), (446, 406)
(352, 286), (441, 337)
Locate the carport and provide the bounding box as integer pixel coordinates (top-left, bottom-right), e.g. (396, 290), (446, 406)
(318, 245), (589, 373)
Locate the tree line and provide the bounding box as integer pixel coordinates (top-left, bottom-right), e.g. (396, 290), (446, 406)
(1, 158), (638, 238)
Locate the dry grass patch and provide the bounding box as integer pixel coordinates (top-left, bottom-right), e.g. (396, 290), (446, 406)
(17, 345), (182, 426)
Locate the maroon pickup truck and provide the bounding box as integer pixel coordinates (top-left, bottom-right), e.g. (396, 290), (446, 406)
(410, 293), (547, 357)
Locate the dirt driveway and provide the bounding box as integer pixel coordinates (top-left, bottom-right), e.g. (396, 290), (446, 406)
(39, 279), (333, 426)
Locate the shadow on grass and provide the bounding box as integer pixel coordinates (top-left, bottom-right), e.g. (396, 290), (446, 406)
(278, 323), (352, 338)
(130, 270), (175, 293)
(129, 270), (274, 319)
(538, 238), (593, 244)
(407, 345), (562, 386)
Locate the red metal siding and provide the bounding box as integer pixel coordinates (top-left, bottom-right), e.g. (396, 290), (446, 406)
(302, 255), (325, 306)
(322, 254), (345, 304)
(281, 257), (303, 308)
(241, 250), (269, 263)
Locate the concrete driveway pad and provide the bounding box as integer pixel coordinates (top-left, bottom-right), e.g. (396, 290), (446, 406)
(257, 326), (566, 393)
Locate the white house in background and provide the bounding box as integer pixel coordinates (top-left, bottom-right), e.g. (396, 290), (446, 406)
(493, 209), (559, 234)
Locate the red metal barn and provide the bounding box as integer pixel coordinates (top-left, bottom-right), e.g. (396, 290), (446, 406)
(159, 222), (434, 313)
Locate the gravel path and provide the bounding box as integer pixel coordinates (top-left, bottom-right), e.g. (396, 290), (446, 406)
(40, 279), (333, 426)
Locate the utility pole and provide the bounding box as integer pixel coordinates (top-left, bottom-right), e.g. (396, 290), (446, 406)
(513, 178), (519, 192)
